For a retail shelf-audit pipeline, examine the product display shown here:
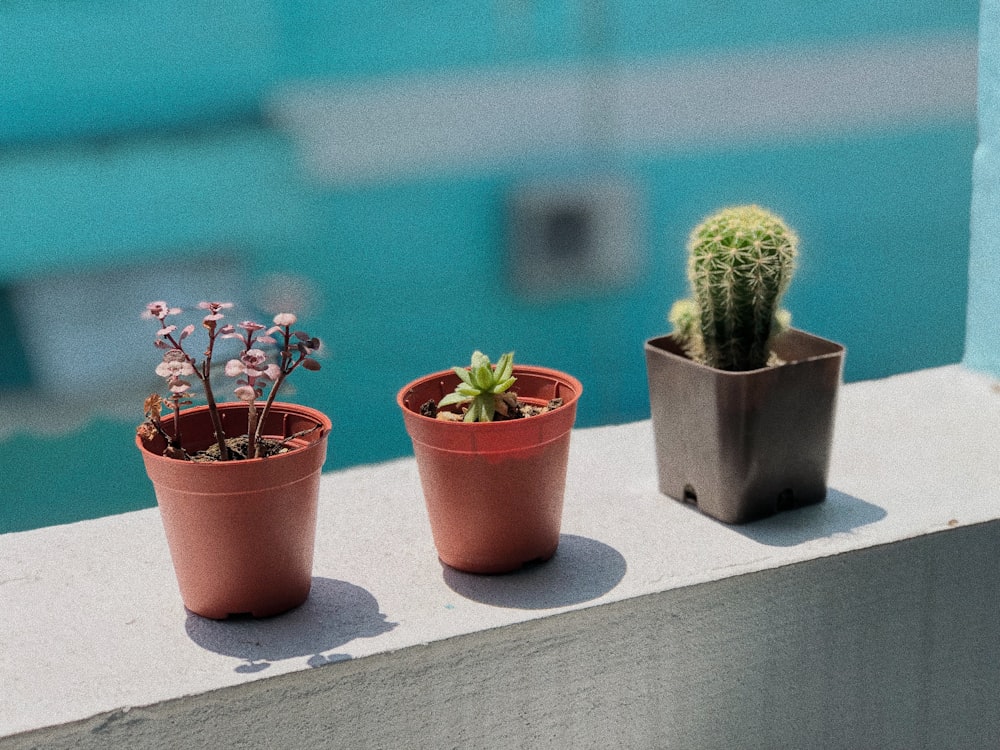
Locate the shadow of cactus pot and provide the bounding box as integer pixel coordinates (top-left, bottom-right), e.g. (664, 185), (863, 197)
(645, 329), (845, 524)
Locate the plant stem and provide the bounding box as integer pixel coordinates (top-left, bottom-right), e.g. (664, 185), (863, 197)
(169, 398), (182, 447)
(246, 400), (258, 460)
(201, 330), (230, 460)
(253, 369), (287, 456)
(160, 321), (230, 460)
(252, 327), (295, 457)
(202, 378), (230, 460)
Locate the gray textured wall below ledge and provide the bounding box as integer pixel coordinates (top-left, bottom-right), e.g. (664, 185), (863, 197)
(8, 520), (998, 750)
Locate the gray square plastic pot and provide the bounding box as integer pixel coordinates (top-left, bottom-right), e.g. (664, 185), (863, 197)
(644, 329), (845, 524)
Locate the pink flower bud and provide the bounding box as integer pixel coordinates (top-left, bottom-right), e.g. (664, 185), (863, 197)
(273, 313), (297, 327)
(155, 359), (195, 378)
(241, 349), (267, 367)
(168, 380), (192, 394)
(143, 301), (181, 320)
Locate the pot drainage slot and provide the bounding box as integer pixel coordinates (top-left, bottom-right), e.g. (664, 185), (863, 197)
(775, 488), (796, 512)
(682, 485), (698, 506)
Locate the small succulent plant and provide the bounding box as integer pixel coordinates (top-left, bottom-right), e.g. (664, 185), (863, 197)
(438, 351), (517, 423)
(671, 205), (796, 371)
(138, 301), (321, 460)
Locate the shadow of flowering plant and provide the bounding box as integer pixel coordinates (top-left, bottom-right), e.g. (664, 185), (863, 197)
(137, 301), (321, 461)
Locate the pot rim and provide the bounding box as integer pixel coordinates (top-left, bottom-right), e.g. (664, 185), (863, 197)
(396, 364), (583, 429)
(135, 401), (332, 464)
(644, 328), (845, 376)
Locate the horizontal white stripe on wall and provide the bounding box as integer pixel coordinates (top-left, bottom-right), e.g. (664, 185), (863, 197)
(270, 32), (977, 184)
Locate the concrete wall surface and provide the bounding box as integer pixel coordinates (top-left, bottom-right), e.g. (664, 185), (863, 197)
(5, 524), (999, 750)
(2, 365), (999, 748)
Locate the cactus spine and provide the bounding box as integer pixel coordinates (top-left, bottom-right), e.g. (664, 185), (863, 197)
(677, 205), (797, 371)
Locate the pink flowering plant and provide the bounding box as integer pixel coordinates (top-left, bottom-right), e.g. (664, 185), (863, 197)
(138, 301), (321, 461)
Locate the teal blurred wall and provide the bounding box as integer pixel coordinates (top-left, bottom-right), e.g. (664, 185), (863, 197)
(967, 0), (1000, 374)
(0, 2), (979, 531)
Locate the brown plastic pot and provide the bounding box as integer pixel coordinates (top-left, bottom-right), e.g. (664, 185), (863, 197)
(644, 329), (845, 524)
(136, 402), (331, 619)
(397, 366), (582, 574)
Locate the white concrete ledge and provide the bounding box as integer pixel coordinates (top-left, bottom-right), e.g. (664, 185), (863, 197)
(2, 365), (1000, 748)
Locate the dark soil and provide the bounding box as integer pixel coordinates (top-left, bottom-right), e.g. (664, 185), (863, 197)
(189, 436), (291, 462)
(420, 394), (564, 422)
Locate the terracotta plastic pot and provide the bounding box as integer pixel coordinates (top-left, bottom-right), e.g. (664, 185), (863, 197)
(644, 329), (845, 524)
(137, 402), (331, 619)
(397, 366), (582, 574)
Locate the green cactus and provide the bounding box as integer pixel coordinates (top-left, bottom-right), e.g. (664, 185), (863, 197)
(673, 205), (797, 371)
(668, 298), (704, 364)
